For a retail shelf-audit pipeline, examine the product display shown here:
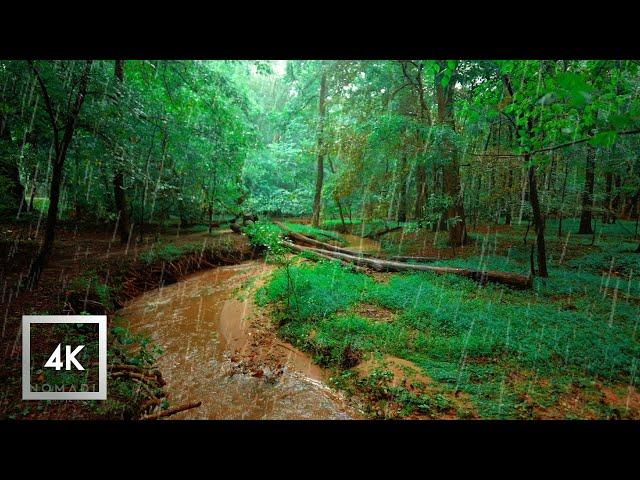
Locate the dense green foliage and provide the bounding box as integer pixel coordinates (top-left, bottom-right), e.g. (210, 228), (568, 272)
(3, 59), (640, 419)
(1, 60), (257, 225)
(3, 60), (640, 233)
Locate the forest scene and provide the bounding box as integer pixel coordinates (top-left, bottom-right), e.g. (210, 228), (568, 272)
(2, 59), (640, 420)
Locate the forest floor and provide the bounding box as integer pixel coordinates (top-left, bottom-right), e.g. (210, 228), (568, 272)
(0, 219), (260, 419)
(3, 215), (640, 419)
(256, 217), (640, 419)
(0, 217), (361, 419)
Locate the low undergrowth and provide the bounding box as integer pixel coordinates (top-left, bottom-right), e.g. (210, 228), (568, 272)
(258, 254), (640, 419)
(242, 220), (347, 262)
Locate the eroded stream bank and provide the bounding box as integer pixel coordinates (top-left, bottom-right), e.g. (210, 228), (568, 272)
(117, 259), (358, 419)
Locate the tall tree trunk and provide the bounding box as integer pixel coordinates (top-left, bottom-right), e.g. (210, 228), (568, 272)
(414, 164), (427, 219)
(327, 156), (346, 230)
(28, 60), (92, 285)
(311, 68), (327, 228)
(503, 73), (547, 277)
(578, 146), (596, 234)
(113, 60), (131, 243)
(397, 156), (408, 223)
(613, 174), (622, 219)
(527, 158), (548, 277)
(603, 171), (614, 223)
(505, 167), (513, 225)
(474, 170), (482, 228)
(29, 182), (36, 212)
(399, 61), (432, 222)
(558, 162), (569, 237)
(628, 191), (640, 219)
(435, 61), (466, 246)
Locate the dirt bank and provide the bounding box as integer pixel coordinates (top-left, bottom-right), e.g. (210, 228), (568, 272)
(0, 227), (258, 419)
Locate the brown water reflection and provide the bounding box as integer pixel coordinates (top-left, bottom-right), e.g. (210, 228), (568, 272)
(117, 261), (356, 419)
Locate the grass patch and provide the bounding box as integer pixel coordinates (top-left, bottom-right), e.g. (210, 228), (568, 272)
(259, 252), (640, 419)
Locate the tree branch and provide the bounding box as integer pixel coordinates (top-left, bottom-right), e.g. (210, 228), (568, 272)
(28, 60), (59, 151)
(469, 128), (640, 158)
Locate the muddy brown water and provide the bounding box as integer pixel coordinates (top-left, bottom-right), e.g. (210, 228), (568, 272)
(340, 233), (382, 255)
(117, 260), (358, 419)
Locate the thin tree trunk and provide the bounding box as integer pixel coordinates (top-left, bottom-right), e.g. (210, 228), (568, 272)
(28, 60), (92, 284)
(474, 170), (482, 228)
(578, 146), (596, 234)
(603, 171), (613, 223)
(311, 67), (327, 227)
(327, 156), (346, 230)
(399, 61), (432, 223)
(613, 174), (621, 218)
(397, 156), (408, 223)
(113, 60), (131, 244)
(558, 162), (569, 237)
(414, 164), (427, 219)
(527, 159), (548, 277)
(29, 184), (36, 212)
(503, 73), (547, 277)
(505, 168), (513, 225)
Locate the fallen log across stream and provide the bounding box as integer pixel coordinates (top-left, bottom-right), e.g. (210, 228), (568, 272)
(275, 222), (377, 257)
(287, 242), (369, 273)
(280, 230), (532, 289)
(389, 255), (440, 263)
(276, 223), (439, 264)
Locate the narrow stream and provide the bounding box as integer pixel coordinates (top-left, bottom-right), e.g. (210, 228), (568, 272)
(117, 260), (357, 419)
(340, 233), (383, 254)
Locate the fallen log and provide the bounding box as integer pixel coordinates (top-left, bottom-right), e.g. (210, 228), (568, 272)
(275, 222), (376, 257)
(286, 242), (369, 273)
(141, 401), (202, 420)
(297, 245), (532, 289)
(368, 225), (402, 239)
(389, 255), (440, 263)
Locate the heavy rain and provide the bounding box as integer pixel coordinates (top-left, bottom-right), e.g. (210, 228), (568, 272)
(1, 59), (640, 420)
